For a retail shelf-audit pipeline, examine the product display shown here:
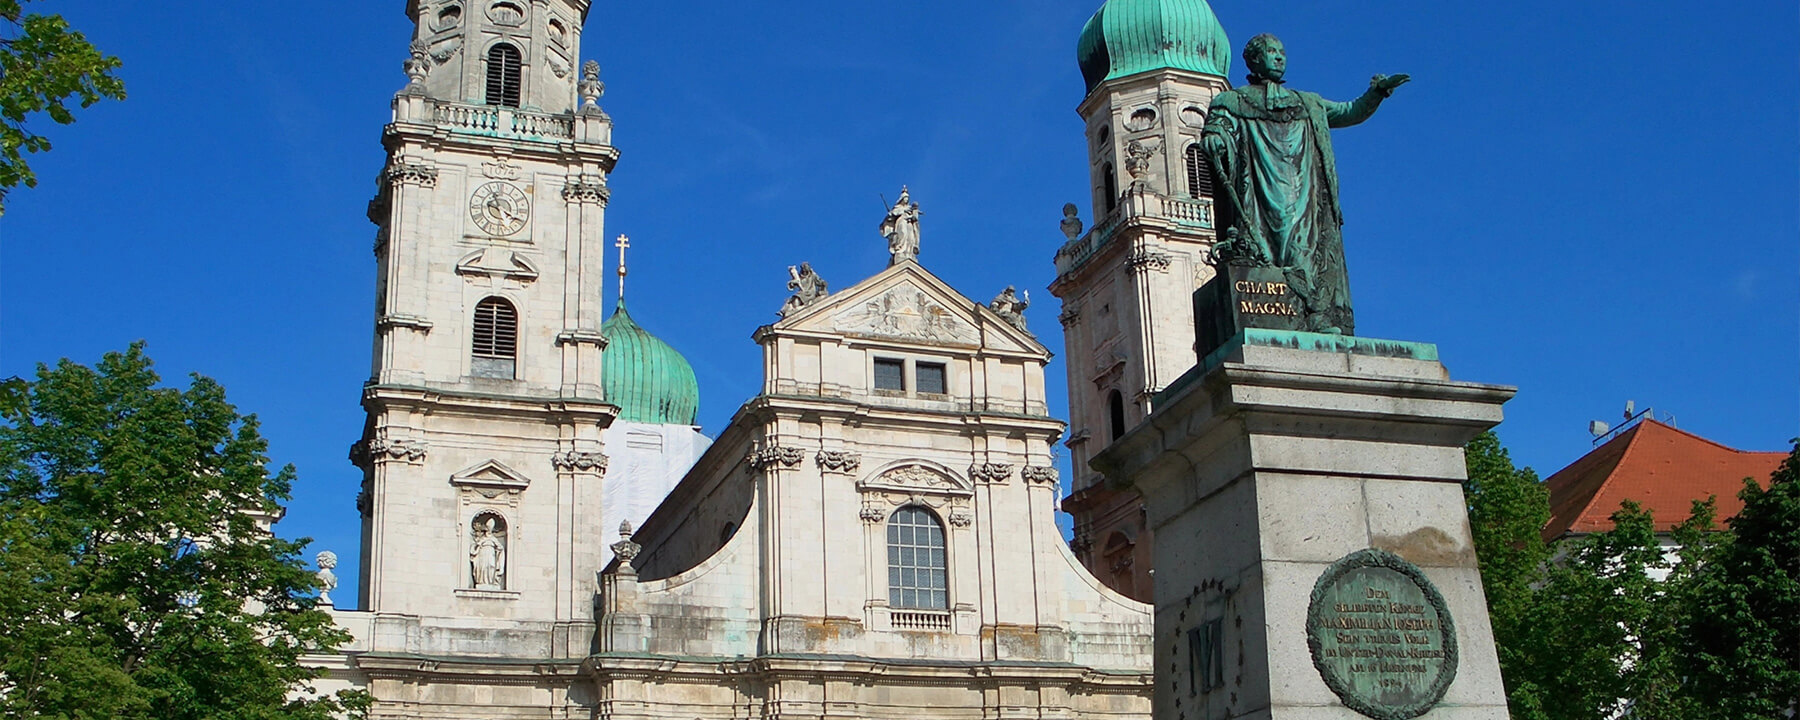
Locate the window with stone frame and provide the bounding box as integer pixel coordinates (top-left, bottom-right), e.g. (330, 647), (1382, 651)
(887, 507), (948, 610)
(471, 296), (519, 379)
(873, 357), (906, 392)
(915, 361), (947, 395)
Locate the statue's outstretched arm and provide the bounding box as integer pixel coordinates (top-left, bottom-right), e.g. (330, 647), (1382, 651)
(1326, 74), (1409, 128)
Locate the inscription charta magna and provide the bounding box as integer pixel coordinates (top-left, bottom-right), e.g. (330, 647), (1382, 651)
(1234, 279), (1297, 317)
(1307, 549), (1458, 720)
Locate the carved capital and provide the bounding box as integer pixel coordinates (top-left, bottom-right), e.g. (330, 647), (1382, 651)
(747, 445), (806, 471)
(1128, 250), (1173, 273)
(860, 504), (888, 523)
(1058, 304), (1081, 327)
(1021, 465), (1059, 486)
(815, 450), (862, 474)
(562, 178), (610, 205)
(384, 160), (439, 188)
(1070, 530), (1094, 554)
(969, 462), (1014, 484)
(554, 330), (608, 348)
(350, 438), (428, 466)
(948, 508), (974, 527)
(377, 314), (434, 334)
(552, 450), (609, 473)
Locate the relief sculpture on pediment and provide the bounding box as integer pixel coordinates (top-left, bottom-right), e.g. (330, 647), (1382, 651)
(833, 286), (978, 346)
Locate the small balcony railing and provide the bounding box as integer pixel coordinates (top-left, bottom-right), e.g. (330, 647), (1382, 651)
(431, 102), (575, 140)
(1053, 187), (1215, 277)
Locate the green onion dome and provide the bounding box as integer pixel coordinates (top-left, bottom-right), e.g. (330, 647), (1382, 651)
(601, 300), (700, 425)
(1077, 0), (1231, 94)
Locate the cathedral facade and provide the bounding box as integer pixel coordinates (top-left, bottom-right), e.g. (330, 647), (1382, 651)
(313, 0), (1235, 716)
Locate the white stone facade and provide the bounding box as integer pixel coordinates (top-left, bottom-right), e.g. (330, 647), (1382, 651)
(309, 4), (1157, 718)
(593, 262), (1151, 718)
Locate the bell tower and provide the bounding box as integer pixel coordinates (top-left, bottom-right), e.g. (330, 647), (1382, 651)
(354, 0), (618, 650)
(1051, 0), (1232, 602)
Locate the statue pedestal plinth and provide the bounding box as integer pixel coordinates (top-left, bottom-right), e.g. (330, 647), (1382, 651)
(1093, 332), (1514, 720)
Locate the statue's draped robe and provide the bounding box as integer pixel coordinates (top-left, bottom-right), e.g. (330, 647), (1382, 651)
(1203, 81), (1387, 334)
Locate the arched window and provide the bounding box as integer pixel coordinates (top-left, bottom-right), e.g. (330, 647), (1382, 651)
(485, 43), (523, 107)
(1185, 144), (1215, 200)
(471, 297), (518, 378)
(887, 507), (947, 610)
(1102, 163), (1118, 214)
(1108, 389), (1127, 442)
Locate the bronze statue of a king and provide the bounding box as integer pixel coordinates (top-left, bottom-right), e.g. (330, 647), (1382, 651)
(1203, 34), (1409, 335)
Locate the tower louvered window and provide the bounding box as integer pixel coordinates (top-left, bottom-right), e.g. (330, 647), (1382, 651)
(485, 44), (523, 108)
(471, 297), (518, 379)
(1185, 144), (1215, 200)
(1102, 163), (1119, 214)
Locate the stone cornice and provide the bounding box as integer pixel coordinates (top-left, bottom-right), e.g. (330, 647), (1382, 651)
(362, 383), (618, 423)
(581, 651), (1152, 686)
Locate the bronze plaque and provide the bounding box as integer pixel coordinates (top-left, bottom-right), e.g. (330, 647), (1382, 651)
(1306, 549), (1458, 720)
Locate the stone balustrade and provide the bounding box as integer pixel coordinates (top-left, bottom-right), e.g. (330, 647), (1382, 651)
(424, 101), (577, 140)
(1054, 187), (1216, 277)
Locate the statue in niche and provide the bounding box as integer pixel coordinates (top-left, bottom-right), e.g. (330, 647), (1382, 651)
(1060, 203), (1084, 242)
(1202, 34), (1408, 335)
(780, 262), (829, 318)
(879, 186), (922, 265)
(989, 286), (1031, 334)
(470, 515), (507, 590)
(315, 551), (339, 606)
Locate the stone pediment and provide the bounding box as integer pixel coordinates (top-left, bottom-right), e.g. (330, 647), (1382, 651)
(778, 261), (1043, 354)
(449, 459), (532, 491)
(857, 461), (973, 497)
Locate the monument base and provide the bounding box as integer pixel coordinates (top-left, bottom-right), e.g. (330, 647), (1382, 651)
(1093, 334), (1514, 720)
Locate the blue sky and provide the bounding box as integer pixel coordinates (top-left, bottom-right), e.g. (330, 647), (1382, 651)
(3, 0), (1795, 607)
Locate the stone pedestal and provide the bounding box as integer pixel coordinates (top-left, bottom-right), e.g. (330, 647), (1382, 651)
(1092, 330), (1515, 720)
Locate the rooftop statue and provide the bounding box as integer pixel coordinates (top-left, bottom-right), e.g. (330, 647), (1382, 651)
(880, 186), (922, 265)
(1202, 34), (1408, 335)
(989, 286), (1031, 335)
(780, 262), (829, 318)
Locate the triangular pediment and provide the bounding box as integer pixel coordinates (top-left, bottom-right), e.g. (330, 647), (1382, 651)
(775, 260), (1045, 355)
(449, 459), (532, 490)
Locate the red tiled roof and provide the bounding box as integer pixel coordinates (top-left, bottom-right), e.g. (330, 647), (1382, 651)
(1542, 420), (1783, 541)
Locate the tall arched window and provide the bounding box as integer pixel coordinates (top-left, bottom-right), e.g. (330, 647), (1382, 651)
(1108, 389), (1127, 442)
(471, 297), (519, 378)
(485, 43), (523, 107)
(887, 507), (948, 610)
(1185, 144), (1215, 200)
(1102, 163), (1119, 214)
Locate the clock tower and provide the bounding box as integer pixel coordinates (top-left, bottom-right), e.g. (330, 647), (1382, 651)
(354, 0), (618, 649)
(1052, 0), (1232, 602)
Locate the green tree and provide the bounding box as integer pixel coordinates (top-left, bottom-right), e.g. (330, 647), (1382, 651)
(0, 344), (367, 719)
(1460, 431), (1553, 717)
(0, 0), (126, 213)
(1677, 444), (1800, 719)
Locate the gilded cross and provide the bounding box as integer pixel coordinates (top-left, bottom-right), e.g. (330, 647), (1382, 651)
(614, 234), (630, 302)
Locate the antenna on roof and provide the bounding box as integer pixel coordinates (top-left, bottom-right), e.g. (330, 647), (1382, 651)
(1588, 420), (1610, 437)
(1623, 400), (1635, 420)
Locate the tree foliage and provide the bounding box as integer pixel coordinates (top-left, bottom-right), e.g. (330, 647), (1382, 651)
(1465, 432), (1800, 720)
(0, 344), (367, 719)
(0, 0), (126, 213)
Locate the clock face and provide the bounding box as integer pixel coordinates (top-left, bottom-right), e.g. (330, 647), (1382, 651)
(469, 182), (531, 236)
